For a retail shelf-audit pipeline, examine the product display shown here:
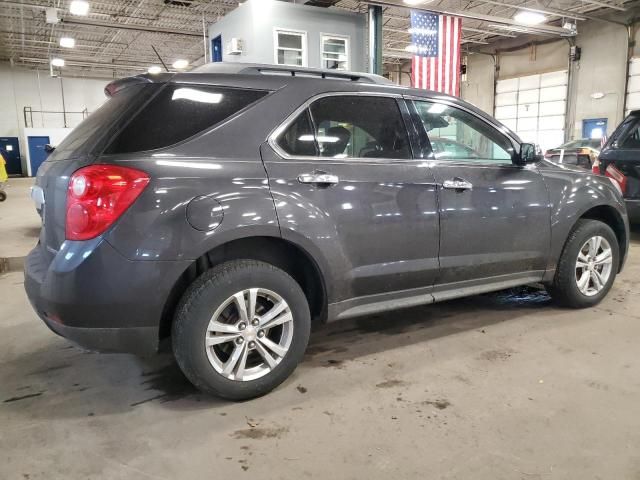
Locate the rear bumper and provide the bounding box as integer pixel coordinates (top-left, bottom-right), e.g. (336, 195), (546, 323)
(24, 238), (190, 355)
(625, 199), (640, 223)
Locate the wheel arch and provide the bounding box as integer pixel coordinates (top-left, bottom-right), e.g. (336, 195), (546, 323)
(577, 204), (627, 271)
(158, 236), (328, 342)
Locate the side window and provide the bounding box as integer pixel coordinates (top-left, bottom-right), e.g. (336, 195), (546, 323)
(105, 85), (268, 154)
(621, 122), (640, 148)
(412, 100), (514, 164)
(277, 110), (317, 156)
(309, 96), (411, 159)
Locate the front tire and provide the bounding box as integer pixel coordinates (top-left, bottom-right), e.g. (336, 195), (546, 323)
(172, 260), (311, 400)
(547, 219), (619, 308)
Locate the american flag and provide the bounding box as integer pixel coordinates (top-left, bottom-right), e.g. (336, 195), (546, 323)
(410, 11), (462, 96)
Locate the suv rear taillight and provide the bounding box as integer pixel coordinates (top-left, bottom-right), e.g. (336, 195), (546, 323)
(66, 165), (150, 241)
(592, 157), (601, 175)
(605, 164), (627, 196)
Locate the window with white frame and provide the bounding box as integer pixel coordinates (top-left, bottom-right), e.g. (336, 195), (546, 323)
(321, 34), (349, 71)
(274, 29), (307, 67)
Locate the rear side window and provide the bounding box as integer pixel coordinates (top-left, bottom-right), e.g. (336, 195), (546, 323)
(277, 110), (318, 156)
(105, 85), (268, 154)
(52, 84), (159, 158)
(275, 95), (411, 159)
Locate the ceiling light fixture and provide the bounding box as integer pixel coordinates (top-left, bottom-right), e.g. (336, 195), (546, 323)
(69, 0), (90, 16)
(514, 11), (546, 25)
(51, 58), (65, 67)
(172, 59), (189, 70)
(148, 66), (162, 74)
(60, 37), (75, 48)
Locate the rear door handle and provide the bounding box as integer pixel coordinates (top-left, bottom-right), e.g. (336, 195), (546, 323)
(442, 178), (473, 191)
(298, 172), (340, 186)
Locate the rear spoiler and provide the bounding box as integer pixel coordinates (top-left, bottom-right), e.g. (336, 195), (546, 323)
(104, 73), (172, 97)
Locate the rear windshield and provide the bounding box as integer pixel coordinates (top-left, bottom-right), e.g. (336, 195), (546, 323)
(559, 139), (601, 150)
(51, 83), (158, 159)
(104, 84), (268, 154)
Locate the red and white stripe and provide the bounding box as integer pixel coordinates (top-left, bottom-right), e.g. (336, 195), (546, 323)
(412, 15), (462, 96)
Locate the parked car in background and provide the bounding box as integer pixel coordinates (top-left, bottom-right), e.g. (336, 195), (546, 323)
(24, 63), (629, 400)
(594, 111), (640, 222)
(544, 138), (601, 170)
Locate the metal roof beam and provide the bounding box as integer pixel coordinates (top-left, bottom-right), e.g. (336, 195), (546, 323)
(60, 18), (202, 37)
(470, 1), (587, 20)
(364, 0), (576, 36)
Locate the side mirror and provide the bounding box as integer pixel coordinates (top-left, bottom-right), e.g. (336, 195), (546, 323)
(44, 144), (56, 153)
(516, 142), (543, 165)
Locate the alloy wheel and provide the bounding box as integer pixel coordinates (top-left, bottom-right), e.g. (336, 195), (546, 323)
(204, 288), (294, 381)
(575, 235), (613, 297)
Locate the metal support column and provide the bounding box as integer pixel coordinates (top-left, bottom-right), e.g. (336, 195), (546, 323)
(368, 5), (383, 75)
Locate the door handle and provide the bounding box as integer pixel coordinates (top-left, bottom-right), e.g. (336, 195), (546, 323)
(298, 172), (340, 186)
(442, 177), (473, 191)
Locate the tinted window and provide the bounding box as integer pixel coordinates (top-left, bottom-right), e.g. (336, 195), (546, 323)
(277, 110), (318, 156)
(105, 85), (268, 154)
(309, 96), (411, 159)
(52, 84), (158, 158)
(621, 123), (640, 149)
(413, 100), (513, 164)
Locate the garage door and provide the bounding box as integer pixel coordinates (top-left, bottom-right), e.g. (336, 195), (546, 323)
(626, 57), (640, 116)
(494, 70), (568, 152)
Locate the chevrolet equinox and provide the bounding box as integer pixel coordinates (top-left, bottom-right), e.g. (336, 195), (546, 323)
(25, 63), (629, 400)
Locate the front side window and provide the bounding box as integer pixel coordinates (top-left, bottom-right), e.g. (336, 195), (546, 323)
(413, 100), (514, 164)
(276, 96), (411, 160)
(104, 85), (268, 154)
(321, 35), (349, 71)
(274, 29), (307, 67)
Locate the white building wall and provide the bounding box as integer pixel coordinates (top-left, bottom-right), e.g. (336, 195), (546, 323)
(0, 64), (108, 175)
(208, 0), (366, 71)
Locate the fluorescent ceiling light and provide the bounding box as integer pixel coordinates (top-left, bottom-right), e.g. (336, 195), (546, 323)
(69, 0), (90, 16)
(147, 66), (162, 74)
(403, 0), (434, 5)
(172, 59), (189, 69)
(514, 11), (546, 25)
(59, 37), (75, 48)
(51, 58), (65, 67)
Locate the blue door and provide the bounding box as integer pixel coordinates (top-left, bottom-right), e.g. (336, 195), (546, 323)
(27, 136), (50, 177)
(0, 137), (22, 176)
(212, 35), (222, 62)
(582, 118), (608, 139)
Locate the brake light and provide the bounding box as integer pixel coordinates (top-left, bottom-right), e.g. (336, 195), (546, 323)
(66, 165), (150, 241)
(592, 157), (601, 175)
(605, 164), (627, 195)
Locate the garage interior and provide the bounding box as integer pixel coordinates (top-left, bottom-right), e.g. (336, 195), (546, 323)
(1, 0), (640, 478)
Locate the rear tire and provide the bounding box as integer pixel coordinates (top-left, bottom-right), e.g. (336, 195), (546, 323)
(172, 259), (311, 400)
(547, 219), (619, 308)
(0, 191), (6, 202)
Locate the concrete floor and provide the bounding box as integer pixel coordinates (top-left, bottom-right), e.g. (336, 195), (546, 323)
(1, 184), (640, 479)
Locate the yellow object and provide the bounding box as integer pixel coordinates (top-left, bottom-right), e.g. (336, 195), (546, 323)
(0, 152), (8, 183)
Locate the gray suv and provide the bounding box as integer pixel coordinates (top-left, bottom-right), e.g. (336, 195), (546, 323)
(25, 63), (629, 400)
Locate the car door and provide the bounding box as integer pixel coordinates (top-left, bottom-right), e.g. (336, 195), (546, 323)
(261, 93), (440, 310)
(407, 98), (551, 291)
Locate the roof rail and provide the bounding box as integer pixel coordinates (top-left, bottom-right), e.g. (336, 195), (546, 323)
(191, 62), (392, 85)
(245, 65), (391, 85)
